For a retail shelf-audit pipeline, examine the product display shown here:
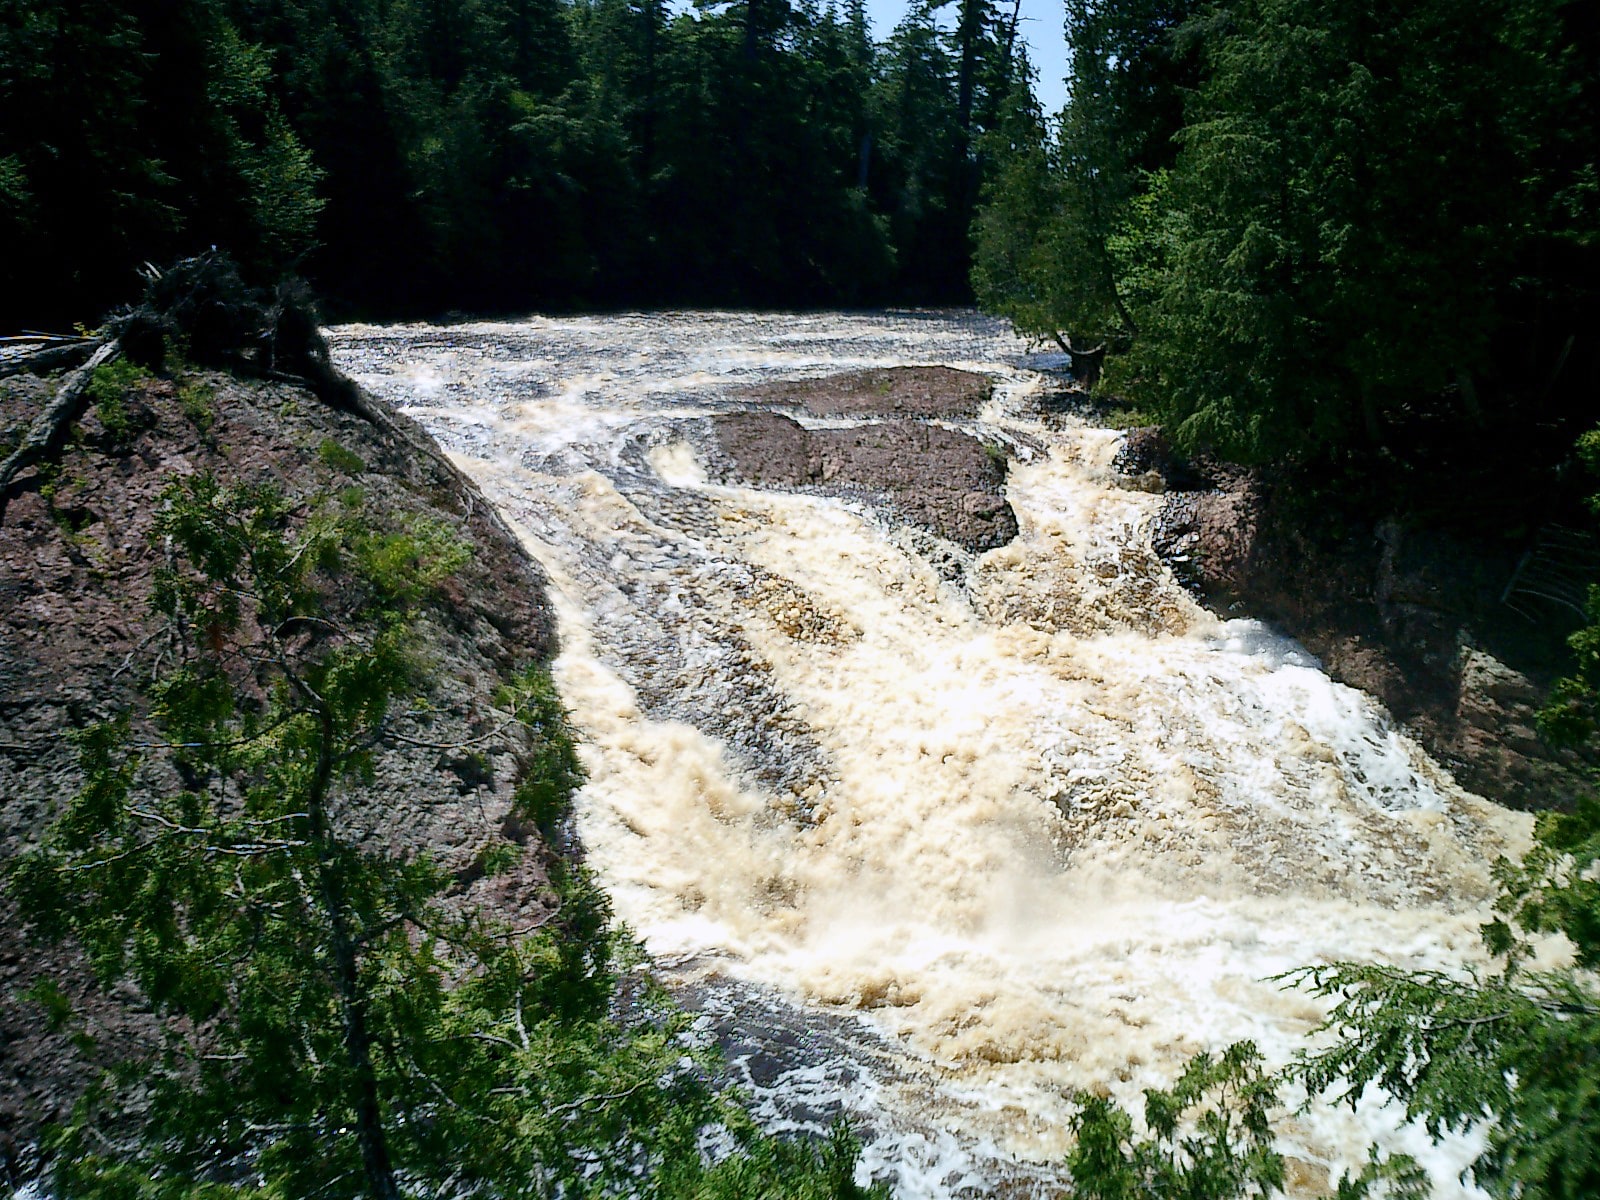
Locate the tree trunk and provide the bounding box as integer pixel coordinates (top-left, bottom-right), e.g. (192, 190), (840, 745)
(0, 340), (120, 519)
(0, 340), (99, 380)
(1456, 366), (1484, 426)
(1360, 382), (1384, 446)
(304, 703), (402, 1200)
(955, 0), (986, 137)
(1052, 333), (1105, 388)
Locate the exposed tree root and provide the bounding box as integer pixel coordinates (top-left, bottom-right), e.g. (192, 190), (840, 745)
(0, 340), (121, 519)
(0, 254), (405, 524)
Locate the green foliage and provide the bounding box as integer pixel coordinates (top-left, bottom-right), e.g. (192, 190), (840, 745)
(976, 0), (1598, 468)
(176, 378), (215, 431)
(86, 359), (151, 442)
(1537, 429), (1600, 755)
(1289, 947), (1600, 1199)
(1066, 1042), (1286, 1199)
(974, 0), (1198, 364)
(501, 663), (587, 840)
(0, 0), (323, 328)
(5, 0), (1037, 325)
(9, 474), (879, 1200)
(317, 437), (366, 474)
(657, 1120), (881, 1200)
(980, 440), (1008, 476)
(1287, 758), (1600, 1196)
(1114, 0), (1562, 461)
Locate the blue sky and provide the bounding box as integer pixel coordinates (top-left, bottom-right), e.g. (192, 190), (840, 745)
(861, 0), (1069, 115)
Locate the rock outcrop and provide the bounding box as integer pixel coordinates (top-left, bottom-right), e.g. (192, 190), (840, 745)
(711, 411), (1017, 552)
(744, 365), (992, 419)
(711, 366), (1017, 553)
(1131, 428), (1597, 811)
(0, 356), (561, 1171)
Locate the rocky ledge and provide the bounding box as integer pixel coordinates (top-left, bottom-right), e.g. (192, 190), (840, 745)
(710, 366), (1016, 553)
(742, 365), (992, 419)
(1121, 427), (1597, 811)
(0, 354), (561, 1167)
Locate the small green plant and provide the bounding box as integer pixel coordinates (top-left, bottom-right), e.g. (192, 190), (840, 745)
(981, 440), (1009, 475)
(318, 437), (365, 474)
(472, 838), (522, 879)
(1104, 404), (1155, 430)
(85, 358), (150, 442)
(34, 458), (61, 504)
(176, 378), (215, 431)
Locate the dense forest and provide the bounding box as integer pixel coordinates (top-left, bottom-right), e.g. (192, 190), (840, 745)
(6, 0), (1600, 1196)
(0, 0), (1033, 325)
(974, 0), (1600, 487)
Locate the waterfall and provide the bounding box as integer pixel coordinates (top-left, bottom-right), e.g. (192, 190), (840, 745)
(331, 310), (1527, 1198)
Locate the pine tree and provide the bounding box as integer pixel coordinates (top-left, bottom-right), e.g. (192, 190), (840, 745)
(7, 470), (884, 1200)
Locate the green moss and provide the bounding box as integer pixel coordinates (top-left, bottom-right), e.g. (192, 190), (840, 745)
(318, 437), (366, 474)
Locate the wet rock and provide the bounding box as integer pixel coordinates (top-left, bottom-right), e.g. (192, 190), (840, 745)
(709, 411), (1017, 552)
(1112, 426), (1216, 491)
(1140, 447), (1598, 810)
(1149, 488), (1260, 597)
(739, 365), (992, 419)
(1459, 648), (1542, 710)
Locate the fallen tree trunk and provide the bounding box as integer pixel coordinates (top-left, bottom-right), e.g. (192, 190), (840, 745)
(0, 339), (101, 380)
(0, 340), (121, 519)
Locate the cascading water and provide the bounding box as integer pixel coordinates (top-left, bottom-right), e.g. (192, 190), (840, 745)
(329, 311), (1531, 1198)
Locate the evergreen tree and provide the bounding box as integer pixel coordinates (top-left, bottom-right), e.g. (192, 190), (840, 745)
(975, 0), (1597, 467)
(1114, 0), (1564, 461)
(7, 469), (884, 1200)
(0, 0), (321, 327)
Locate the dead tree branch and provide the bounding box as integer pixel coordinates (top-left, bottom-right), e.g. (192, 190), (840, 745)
(0, 339), (121, 519)
(0, 338), (103, 380)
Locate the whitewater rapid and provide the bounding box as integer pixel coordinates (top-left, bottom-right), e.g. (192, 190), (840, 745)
(329, 311), (1530, 1197)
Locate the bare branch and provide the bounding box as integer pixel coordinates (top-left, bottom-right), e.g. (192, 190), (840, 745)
(0, 340), (122, 518)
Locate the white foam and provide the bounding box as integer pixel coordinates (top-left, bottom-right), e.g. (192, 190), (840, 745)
(330, 311), (1534, 1198)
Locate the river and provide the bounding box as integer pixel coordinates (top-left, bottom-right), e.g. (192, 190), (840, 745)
(328, 310), (1529, 1198)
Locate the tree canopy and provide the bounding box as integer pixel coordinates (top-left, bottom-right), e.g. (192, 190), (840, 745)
(975, 0), (1599, 470)
(0, 0), (1034, 326)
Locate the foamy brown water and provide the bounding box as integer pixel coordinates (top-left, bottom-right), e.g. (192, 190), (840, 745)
(330, 311), (1529, 1197)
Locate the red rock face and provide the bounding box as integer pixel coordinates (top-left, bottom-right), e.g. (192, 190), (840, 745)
(0, 365), (562, 1155)
(1141, 447), (1598, 813)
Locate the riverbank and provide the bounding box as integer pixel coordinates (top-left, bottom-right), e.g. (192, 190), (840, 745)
(1120, 426), (1598, 812)
(0, 350), (561, 1173)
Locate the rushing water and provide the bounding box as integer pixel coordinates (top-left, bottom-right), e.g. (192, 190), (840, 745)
(329, 311), (1531, 1198)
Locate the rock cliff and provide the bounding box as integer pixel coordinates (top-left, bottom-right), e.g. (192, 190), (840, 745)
(1123, 428), (1598, 811)
(0, 352), (561, 1174)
